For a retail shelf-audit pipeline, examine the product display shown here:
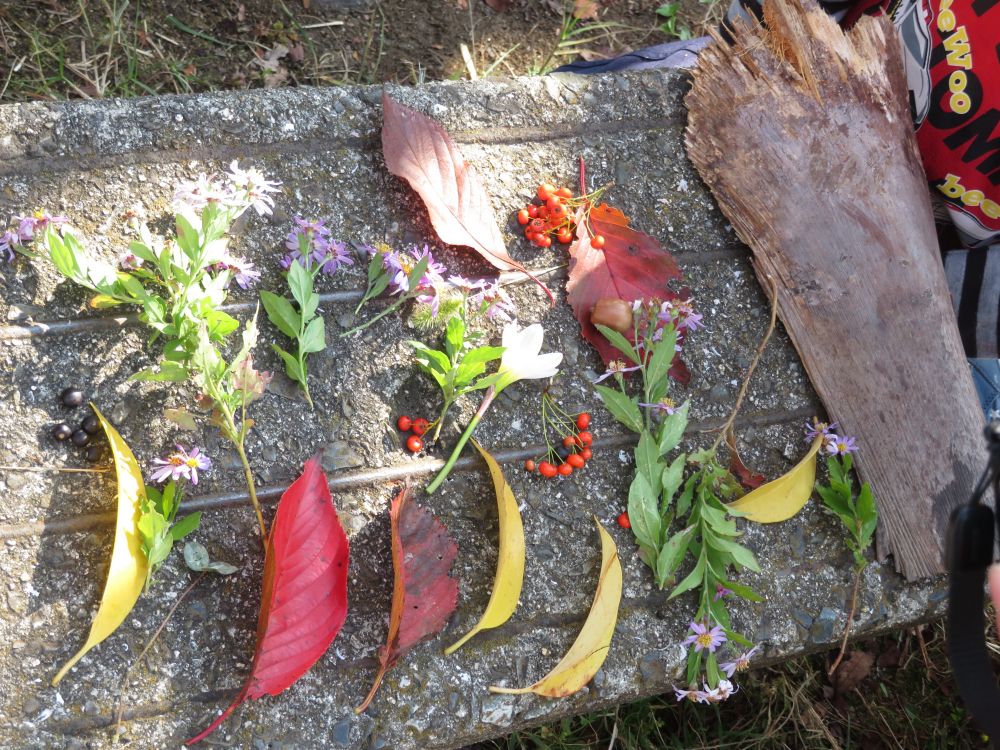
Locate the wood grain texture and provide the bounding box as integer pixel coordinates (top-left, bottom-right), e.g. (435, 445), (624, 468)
(684, 0), (984, 579)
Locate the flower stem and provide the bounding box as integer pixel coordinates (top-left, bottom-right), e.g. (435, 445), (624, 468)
(340, 297), (406, 338)
(426, 386), (496, 494)
(235, 438), (267, 540)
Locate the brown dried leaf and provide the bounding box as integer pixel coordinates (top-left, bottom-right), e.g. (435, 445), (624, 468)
(573, 0), (600, 18)
(831, 650), (874, 696)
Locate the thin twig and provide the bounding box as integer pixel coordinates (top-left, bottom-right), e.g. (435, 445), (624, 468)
(0, 464), (111, 473)
(709, 274), (779, 454)
(828, 567), (862, 675)
(112, 573), (206, 743)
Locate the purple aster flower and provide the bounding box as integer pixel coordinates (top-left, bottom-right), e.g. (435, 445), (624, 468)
(804, 418), (837, 443)
(149, 445), (212, 485)
(0, 230), (19, 263)
(720, 645), (759, 678)
(14, 212), (67, 243)
(674, 686), (710, 703)
(681, 621), (727, 654)
(314, 237), (354, 274)
(447, 275), (486, 292)
(594, 359), (642, 383)
(119, 251), (144, 270)
(638, 397), (677, 415)
(385, 246), (446, 295)
(215, 254), (260, 289)
(285, 216), (330, 252)
(227, 161), (281, 216)
(714, 582), (733, 601)
(471, 281), (517, 323)
(825, 434), (859, 456)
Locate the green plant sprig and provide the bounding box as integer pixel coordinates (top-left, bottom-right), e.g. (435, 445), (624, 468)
(138, 479), (201, 591)
(407, 308), (504, 442)
(341, 251), (430, 338)
(596, 300), (761, 689)
(260, 241), (327, 408)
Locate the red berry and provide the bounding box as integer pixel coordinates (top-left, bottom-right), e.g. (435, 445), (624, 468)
(527, 204), (539, 218)
(578, 431), (593, 446)
(576, 413), (591, 430)
(524, 459), (536, 472)
(617, 511), (631, 529)
(546, 195), (562, 211)
(592, 234), (606, 249)
(529, 218), (546, 233)
(538, 461), (557, 478)
(557, 230), (573, 244)
(549, 202), (567, 219)
(562, 435), (577, 448)
(539, 236), (553, 248)
(557, 462), (573, 476)
(537, 183), (556, 201)
(396, 415), (412, 431)
(556, 187), (573, 199)
(567, 454), (585, 469)
(581, 447), (593, 460)
(406, 435), (423, 453)
(412, 418), (429, 436)
(517, 209), (530, 225)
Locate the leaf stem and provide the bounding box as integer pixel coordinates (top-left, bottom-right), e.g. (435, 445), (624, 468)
(425, 386), (496, 494)
(234, 438), (267, 541)
(708, 275), (778, 455)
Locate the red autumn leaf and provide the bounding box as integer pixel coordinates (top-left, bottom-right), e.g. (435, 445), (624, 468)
(188, 457), (349, 745)
(380, 93), (552, 302)
(356, 487), (458, 713)
(566, 202), (684, 367)
(726, 428), (766, 491)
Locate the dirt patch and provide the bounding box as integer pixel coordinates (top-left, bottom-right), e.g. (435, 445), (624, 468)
(0, 0), (697, 101)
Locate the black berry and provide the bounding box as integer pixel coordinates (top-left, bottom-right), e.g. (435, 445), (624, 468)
(52, 423), (73, 441)
(81, 414), (100, 434)
(61, 388), (84, 408)
(71, 429), (91, 447)
(85, 444), (104, 463)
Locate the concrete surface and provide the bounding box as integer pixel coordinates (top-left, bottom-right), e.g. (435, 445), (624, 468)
(0, 70), (945, 749)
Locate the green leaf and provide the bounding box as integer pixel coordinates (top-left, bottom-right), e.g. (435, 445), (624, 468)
(657, 401), (689, 454)
(300, 316), (326, 354)
(705, 534), (760, 572)
(462, 345), (505, 366)
(669, 548), (706, 599)
(272, 344), (304, 384)
(705, 651), (721, 686)
(287, 259), (313, 310)
(302, 291), (320, 322)
(676, 474), (697, 517)
(857, 483), (877, 544)
(170, 511), (202, 541)
(174, 212), (201, 260)
(183, 541), (237, 575)
(627, 473), (662, 551)
(147, 536), (174, 568)
(655, 525), (695, 588)
(660, 454), (686, 511)
(445, 315), (465, 360)
(646, 327), (676, 394)
(47, 229), (81, 280)
(128, 240), (157, 264)
(260, 290), (301, 339)
(406, 255), (430, 293)
(595, 384), (643, 433)
(594, 324), (639, 364)
(699, 503), (737, 536)
(130, 362), (189, 382)
(817, 483), (851, 517)
(635, 431), (663, 495)
(204, 309), (240, 341)
(159, 481), (178, 520)
(720, 578), (764, 603)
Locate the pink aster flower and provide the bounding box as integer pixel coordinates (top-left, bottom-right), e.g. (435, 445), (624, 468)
(714, 582), (733, 601)
(471, 281), (517, 323)
(226, 160), (281, 216)
(639, 397), (677, 415)
(150, 445), (212, 485)
(703, 679), (738, 702)
(215, 253), (261, 289)
(825, 434), (859, 456)
(681, 621), (727, 654)
(173, 173), (229, 210)
(1, 230), (19, 263)
(720, 645), (759, 678)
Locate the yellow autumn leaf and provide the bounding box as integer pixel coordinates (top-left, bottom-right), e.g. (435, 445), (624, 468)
(52, 405), (148, 686)
(489, 516), (622, 698)
(726, 435), (823, 523)
(445, 440), (525, 655)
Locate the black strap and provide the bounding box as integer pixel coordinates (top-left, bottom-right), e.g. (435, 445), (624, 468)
(949, 567), (1000, 745)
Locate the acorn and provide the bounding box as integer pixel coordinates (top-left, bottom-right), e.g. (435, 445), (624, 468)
(590, 298), (633, 334)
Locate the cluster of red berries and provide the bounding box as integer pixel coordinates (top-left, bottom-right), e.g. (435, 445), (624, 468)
(515, 183), (606, 250)
(524, 412), (594, 478)
(396, 415), (430, 454)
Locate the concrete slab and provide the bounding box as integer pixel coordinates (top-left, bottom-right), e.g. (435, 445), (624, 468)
(0, 70), (945, 749)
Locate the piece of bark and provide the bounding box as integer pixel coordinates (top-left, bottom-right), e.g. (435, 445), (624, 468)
(685, 0), (984, 579)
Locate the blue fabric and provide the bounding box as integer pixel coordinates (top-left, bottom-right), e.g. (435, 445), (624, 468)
(552, 37), (711, 74)
(970, 358), (1000, 420)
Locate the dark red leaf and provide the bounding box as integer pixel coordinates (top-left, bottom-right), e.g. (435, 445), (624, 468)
(356, 487), (458, 713)
(726, 428), (766, 490)
(188, 457), (349, 745)
(485, 0), (514, 9)
(380, 93), (553, 302)
(566, 203), (684, 366)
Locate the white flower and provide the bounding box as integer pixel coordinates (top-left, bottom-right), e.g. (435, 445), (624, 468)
(495, 322), (562, 390)
(226, 160), (282, 216)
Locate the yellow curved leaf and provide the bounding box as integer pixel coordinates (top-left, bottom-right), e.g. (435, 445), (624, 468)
(444, 440), (525, 655)
(726, 435), (823, 523)
(52, 405), (148, 685)
(489, 517), (622, 698)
